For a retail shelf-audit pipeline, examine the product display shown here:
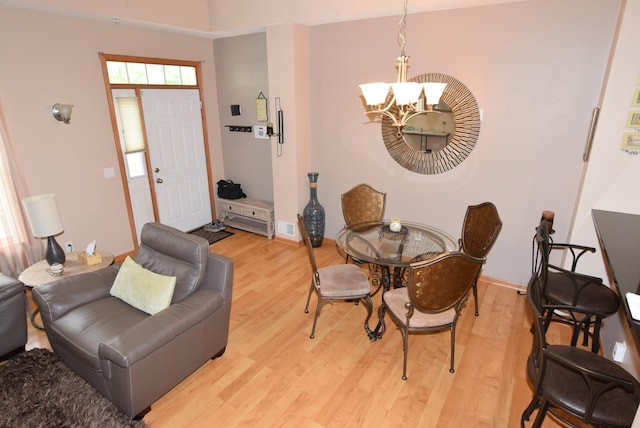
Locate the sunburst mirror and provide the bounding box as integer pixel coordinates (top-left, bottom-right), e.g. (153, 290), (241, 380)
(381, 73), (481, 174)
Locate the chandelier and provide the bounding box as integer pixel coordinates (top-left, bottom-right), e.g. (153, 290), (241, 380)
(359, 0), (446, 129)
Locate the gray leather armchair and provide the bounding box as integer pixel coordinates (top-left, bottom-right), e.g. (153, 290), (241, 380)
(32, 223), (234, 418)
(0, 273), (27, 361)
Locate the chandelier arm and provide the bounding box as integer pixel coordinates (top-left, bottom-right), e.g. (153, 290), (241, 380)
(366, 93), (399, 115)
(403, 109), (429, 125)
(380, 110), (402, 128)
(380, 95), (399, 113)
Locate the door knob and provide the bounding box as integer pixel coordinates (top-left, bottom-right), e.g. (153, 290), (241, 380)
(156, 178), (163, 184)
(154, 168), (160, 173)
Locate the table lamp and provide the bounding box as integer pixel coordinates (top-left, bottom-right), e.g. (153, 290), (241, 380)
(22, 194), (66, 266)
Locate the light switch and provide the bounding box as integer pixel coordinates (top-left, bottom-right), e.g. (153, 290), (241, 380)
(103, 167), (115, 179)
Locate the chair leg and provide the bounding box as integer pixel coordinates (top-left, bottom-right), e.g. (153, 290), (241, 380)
(582, 317), (595, 346)
(570, 322), (582, 348)
(521, 396), (540, 428)
(304, 281), (314, 313)
(401, 326), (409, 381)
(473, 280), (479, 316)
(310, 300), (324, 339)
(449, 322), (457, 373)
(542, 309), (554, 334)
(532, 398), (550, 428)
(361, 295), (374, 340)
(591, 317), (602, 354)
(377, 301), (388, 338)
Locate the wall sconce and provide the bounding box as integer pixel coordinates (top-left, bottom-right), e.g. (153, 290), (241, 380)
(52, 103), (73, 124)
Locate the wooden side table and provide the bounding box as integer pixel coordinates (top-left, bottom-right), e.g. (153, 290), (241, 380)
(19, 251), (114, 328)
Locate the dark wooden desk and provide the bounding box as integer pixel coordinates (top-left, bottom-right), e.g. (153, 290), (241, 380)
(592, 209), (640, 352)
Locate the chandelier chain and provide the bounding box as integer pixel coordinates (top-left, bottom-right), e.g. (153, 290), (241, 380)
(398, 0), (408, 56)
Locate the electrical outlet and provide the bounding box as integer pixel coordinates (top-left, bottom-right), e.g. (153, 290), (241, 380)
(613, 341), (627, 362)
(65, 241), (73, 253)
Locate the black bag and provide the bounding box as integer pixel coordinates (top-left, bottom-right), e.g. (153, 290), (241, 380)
(217, 180), (246, 200)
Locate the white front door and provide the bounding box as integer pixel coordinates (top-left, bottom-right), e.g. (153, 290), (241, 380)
(141, 89), (212, 231)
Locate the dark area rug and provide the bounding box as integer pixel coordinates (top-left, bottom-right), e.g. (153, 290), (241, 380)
(0, 348), (147, 428)
(189, 227), (234, 245)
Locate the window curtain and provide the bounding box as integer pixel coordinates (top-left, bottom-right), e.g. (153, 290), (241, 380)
(116, 97), (146, 154)
(0, 102), (44, 277)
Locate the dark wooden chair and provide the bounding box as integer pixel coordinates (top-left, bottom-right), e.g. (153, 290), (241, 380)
(533, 218), (619, 353)
(521, 273), (640, 427)
(297, 214), (373, 339)
(458, 202), (502, 316)
(379, 251), (484, 379)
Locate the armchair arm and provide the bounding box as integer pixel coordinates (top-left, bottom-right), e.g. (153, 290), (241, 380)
(0, 275), (23, 300)
(550, 242), (596, 272)
(99, 289), (223, 369)
(33, 266), (119, 322)
(201, 253), (233, 299)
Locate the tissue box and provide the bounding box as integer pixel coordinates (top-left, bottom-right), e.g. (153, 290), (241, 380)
(78, 252), (102, 266)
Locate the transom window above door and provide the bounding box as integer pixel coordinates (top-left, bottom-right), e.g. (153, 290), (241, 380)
(106, 61), (197, 85)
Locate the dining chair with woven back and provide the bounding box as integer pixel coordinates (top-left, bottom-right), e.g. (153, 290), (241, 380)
(379, 251), (485, 380)
(297, 214), (373, 339)
(533, 217), (619, 354)
(458, 202), (503, 316)
(521, 272), (640, 427)
(341, 184), (386, 264)
(341, 183), (386, 229)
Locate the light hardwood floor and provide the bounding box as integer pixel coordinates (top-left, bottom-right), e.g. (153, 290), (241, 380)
(26, 228), (576, 427)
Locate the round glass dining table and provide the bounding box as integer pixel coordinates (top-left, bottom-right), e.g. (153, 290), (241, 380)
(336, 220), (457, 267)
(336, 220), (457, 340)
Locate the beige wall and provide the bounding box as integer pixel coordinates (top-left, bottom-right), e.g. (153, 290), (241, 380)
(0, 7), (224, 256)
(213, 33), (273, 202)
(266, 24), (312, 240)
(566, 0), (640, 377)
(309, 0), (621, 284)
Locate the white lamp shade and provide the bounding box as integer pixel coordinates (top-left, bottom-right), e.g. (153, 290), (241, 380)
(360, 83), (391, 106)
(423, 82), (447, 105)
(22, 194), (64, 238)
(391, 82), (422, 106)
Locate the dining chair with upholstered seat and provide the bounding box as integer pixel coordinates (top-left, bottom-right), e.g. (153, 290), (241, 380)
(458, 202), (502, 316)
(534, 218), (619, 354)
(521, 273), (640, 427)
(297, 214), (373, 339)
(379, 251), (484, 380)
(341, 183), (386, 229)
(341, 184), (386, 266)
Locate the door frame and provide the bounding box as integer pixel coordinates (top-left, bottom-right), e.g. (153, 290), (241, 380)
(99, 53), (216, 251)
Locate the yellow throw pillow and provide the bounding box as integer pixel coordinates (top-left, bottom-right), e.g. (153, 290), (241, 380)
(110, 256), (177, 315)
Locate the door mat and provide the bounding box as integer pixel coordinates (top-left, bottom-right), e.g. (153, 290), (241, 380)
(189, 227), (234, 245)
